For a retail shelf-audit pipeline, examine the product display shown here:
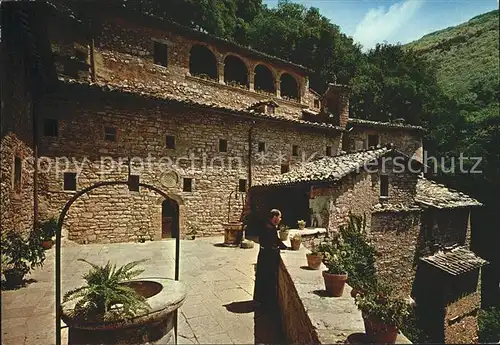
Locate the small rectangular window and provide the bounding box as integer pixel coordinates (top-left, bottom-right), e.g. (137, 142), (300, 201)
(314, 99), (320, 108)
(128, 175), (140, 192)
(219, 139), (227, 153)
(368, 134), (379, 148)
(183, 178), (192, 192)
(325, 146), (332, 157)
(166, 135), (175, 149)
(104, 127), (117, 142)
(355, 140), (365, 151)
(238, 179), (247, 192)
(64, 172), (77, 191)
(258, 142), (266, 152)
(43, 119), (58, 137)
(380, 175), (389, 197)
(266, 105), (275, 114)
(281, 164), (289, 174)
(153, 42), (168, 67)
(292, 145), (299, 157)
(13, 157), (22, 193)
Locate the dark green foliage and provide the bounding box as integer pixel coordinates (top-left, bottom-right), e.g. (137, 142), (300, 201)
(36, 218), (58, 241)
(354, 279), (411, 329)
(1, 230), (45, 277)
(339, 213), (377, 290)
(478, 307), (500, 343)
(63, 259), (150, 322)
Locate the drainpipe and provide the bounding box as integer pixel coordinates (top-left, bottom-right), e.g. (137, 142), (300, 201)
(90, 38), (96, 82)
(32, 92), (39, 230)
(248, 120), (255, 188)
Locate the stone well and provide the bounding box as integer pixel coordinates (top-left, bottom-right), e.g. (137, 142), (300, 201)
(61, 278), (186, 344)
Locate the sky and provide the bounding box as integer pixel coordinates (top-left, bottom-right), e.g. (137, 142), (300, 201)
(263, 0), (499, 51)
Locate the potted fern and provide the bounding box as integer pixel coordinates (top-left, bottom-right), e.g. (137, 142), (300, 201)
(61, 259), (186, 344)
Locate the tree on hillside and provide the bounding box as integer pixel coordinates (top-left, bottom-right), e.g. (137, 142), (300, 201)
(245, 1), (362, 92)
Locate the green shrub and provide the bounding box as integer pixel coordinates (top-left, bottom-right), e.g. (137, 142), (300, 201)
(479, 307), (500, 343)
(339, 212), (377, 289)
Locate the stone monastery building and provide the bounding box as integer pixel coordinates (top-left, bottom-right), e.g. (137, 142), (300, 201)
(0, 1), (488, 343)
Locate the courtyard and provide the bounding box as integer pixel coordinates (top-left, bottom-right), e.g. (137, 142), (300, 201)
(1, 236), (285, 345)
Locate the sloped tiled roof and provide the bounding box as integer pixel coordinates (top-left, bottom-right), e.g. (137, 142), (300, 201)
(348, 118), (424, 131)
(416, 178), (482, 209)
(59, 78), (343, 132)
(421, 246), (488, 275)
(254, 146), (392, 187)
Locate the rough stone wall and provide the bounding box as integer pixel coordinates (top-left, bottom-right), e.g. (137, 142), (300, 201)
(1, 134), (35, 235)
(370, 211), (422, 298)
(345, 128), (422, 161)
(430, 208), (470, 248)
(375, 157), (419, 206)
(36, 87), (340, 243)
(328, 172), (375, 232)
(48, 13), (316, 119)
(444, 290), (481, 344)
(0, 30), (35, 235)
(278, 259), (320, 344)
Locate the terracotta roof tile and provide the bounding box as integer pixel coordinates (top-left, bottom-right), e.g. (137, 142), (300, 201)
(421, 246), (488, 275)
(254, 146), (392, 187)
(416, 178), (482, 209)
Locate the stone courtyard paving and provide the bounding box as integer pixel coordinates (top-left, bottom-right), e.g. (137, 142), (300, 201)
(1, 236), (285, 345)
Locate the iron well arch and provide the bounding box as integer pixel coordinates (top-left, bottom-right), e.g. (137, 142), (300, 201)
(55, 180), (181, 345)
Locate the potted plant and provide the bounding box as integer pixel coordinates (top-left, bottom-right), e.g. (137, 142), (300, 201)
(297, 219), (306, 230)
(61, 259), (186, 344)
(1, 230), (45, 287)
(320, 236), (353, 297)
(37, 218), (58, 249)
(290, 234), (301, 250)
(355, 281), (411, 344)
(278, 225), (290, 241)
(306, 242), (323, 270)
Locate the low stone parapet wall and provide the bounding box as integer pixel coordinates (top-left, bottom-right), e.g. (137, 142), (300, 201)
(277, 242), (412, 344)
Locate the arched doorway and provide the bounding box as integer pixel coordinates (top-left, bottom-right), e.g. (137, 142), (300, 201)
(162, 198), (179, 239)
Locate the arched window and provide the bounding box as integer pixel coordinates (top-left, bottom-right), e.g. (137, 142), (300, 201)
(189, 45), (217, 80)
(280, 73), (299, 101)
(224, 55), (248, 88)
(254, 64), (275, 94)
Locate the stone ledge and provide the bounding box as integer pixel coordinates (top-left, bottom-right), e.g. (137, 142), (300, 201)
(287, 227), (327, 237)
(278, 243), (412, 344)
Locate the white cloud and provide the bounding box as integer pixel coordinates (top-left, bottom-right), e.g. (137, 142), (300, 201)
(353, 0), (424, 52)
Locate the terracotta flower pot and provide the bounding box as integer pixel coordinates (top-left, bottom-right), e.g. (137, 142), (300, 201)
(362, 313), (398, 344)
(306, 253), (323, 270)
(322, 271), (347, 297)
(290, 238), (301, 250)
(42, 240), (53, 250)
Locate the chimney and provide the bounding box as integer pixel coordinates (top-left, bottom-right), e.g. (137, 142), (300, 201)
(320, 82), (350, 128)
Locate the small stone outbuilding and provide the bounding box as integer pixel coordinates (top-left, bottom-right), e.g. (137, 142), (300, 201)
(247, 145), (487, 344)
